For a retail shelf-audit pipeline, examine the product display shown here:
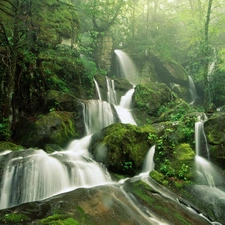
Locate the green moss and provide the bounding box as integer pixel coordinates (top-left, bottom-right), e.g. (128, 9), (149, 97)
(174, 143), (195, 161)
(1, 213), (29, 223)
(40, 214), (79, 225)
(102, 123), (155, 170)
(150, 170), (168, 185)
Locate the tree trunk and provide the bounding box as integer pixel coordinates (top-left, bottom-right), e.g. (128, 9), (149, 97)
(203, 0), (213, 112)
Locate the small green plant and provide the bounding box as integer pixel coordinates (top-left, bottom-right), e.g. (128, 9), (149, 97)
(0, 118), (11, 140)
(178, 164), (189, 180)
(123, 161), (133, 171)
(159, 159), (175, 177)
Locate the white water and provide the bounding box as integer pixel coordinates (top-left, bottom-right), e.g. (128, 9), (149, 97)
(142, 145), (155, 173)
(115, 88), (137, 125)
(194, 117), (225, 223)
(0, 135), (111, 210)
(94, 78), (102, 101)
(195, 121), (210, 159)
(106, 76), (117, 105)
(114, 49), (138, 85)
(83, 100), (116, 135)
(188, 75), (197, 104)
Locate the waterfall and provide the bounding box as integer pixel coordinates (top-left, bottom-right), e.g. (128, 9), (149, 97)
(188, 75), (198, 104)
(142, 145), (155, 173)
(83, 100), (116, 135)
(114, 49), (138, 85)
(114, 88), (137, 125)
(106, 76), (117, 105)
(0, 135), (111, 210)
(195, 120), (210, 159)
(94, 78), (102, 101)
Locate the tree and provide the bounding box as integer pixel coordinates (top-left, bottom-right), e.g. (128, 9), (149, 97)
(0, 0), (33, 134)
(203, 0), (213, 111)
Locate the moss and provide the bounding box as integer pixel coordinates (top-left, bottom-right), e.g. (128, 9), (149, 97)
(40, 214), (79, 225)
(174, 143), (195, 161)
(0, 213), (30, 223)
(102, 123), (156, 172)
(36, 111), (77, 147)
(150, 170), (168, 185)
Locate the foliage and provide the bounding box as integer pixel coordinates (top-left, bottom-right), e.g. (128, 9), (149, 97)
(1, 213), (29, 223)
(0, 118), (11, 141)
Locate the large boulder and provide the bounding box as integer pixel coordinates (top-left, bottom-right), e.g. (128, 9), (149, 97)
(14, 111), (84, 150)
(89, 123), (157, 175)
(204, 112), (225, 169)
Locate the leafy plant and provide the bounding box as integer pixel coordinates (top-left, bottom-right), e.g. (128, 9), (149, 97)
(178, 164), (189, 180)
(122, 161), (133, 171)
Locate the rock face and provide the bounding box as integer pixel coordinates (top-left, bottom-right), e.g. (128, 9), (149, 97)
(89, 123), (157, 175)
(204, 112), (225, 169)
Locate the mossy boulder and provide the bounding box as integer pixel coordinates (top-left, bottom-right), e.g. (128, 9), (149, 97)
(14, 111), (83, 149)
(132, 82), (173, 125)
(89, 123), (157, 175)
(204, 112), (225, 169)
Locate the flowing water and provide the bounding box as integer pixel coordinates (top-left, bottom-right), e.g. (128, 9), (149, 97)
(0, 135), (111, 209)
(114, 49), (138, 85)
(83, 100), (116, 135)
(94, 78), (102, 101)
(193, 116), (225, 224)
(188, 75), (198, 104)
(114, 88), (137, 125)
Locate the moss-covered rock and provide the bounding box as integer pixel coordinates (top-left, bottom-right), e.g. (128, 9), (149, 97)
(14, 111), (83, 149)
(89, 123), (157, 175)
(204, 112), (225, 169)
(132, 82), (173, 125)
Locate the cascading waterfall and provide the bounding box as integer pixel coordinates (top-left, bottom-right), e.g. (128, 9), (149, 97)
(106, 76), (117, 105)
(83, 100), (116, 135)
(114, 88), (137, 125)
(188, 75), (198, 104)
(114, 49), (138, 85)
(94, 78), (102, 101)
(0, 135), (111, 210)
(142, 145), (155, 173)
